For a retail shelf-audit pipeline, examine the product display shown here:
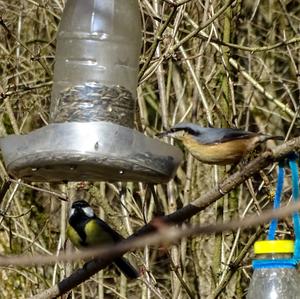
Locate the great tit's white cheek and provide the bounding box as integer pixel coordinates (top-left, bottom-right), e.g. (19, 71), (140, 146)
(82, 207), (94, 218)
(69, 208), (75, 218)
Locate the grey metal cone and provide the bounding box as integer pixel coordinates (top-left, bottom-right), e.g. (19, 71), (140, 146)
(0, 122), (182, 183)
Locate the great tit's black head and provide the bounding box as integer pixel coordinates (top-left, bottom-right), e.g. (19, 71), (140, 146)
(69, 200), (95, 220)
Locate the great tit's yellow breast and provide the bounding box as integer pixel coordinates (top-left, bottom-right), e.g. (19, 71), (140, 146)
(67, 224), (82, 248)
(84, 219), (115, 247)
(67, 219), (114, 248)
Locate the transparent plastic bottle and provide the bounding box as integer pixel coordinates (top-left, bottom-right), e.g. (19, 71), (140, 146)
(247, 240), (300, 299)
(50, 0), (141, 127)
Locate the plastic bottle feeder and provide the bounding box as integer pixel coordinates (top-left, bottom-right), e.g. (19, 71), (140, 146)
(0, 0), (182, 183)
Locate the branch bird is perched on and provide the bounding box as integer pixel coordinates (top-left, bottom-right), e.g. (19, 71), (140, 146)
(67, 200), (139, 279)
(158, 123), (284, 165)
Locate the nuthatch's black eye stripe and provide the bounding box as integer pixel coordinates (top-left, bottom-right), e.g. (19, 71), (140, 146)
(170, 126), (200, 136)
(185, 127), (200, 136)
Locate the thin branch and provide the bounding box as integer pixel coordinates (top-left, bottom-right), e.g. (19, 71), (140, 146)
(138, 7), (178, 81)
(0, 17), (52, 77)
(169, 0), (236, 54)
(1, 196), (299, 274)
(195, 34), (300, 53)
(8, 179), (67, 201)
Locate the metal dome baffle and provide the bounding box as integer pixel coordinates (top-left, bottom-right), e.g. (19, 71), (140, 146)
(0, 0), (182, 183)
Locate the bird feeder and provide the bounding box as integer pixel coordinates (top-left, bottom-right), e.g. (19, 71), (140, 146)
(0, 0), (182, 183)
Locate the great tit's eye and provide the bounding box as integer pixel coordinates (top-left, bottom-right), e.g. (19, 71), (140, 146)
(69, 208), (75, 217)
(82, 206), (94, 218)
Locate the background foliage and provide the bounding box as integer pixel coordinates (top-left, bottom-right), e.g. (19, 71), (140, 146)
(0, 0), (299, 298)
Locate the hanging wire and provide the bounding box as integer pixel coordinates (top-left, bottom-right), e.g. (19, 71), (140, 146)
(267, 161), (285, 240)
(288, 153), (300, 259)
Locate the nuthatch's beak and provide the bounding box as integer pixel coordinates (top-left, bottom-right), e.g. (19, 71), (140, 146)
(156, 130), (171, 138)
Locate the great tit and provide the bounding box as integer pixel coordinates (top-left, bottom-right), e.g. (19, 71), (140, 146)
(158, 123), (283, 165)
(67, 200), (139, 279)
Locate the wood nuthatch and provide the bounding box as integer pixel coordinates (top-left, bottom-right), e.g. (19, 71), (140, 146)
(158, 123), (284, 165)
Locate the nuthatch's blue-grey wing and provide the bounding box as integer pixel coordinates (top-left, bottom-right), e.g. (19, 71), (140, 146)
(165, 123), (257, 145)
(194, 127), (257, 144)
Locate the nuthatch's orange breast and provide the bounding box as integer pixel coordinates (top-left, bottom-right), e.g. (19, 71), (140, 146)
(181, 135), (259, 165)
